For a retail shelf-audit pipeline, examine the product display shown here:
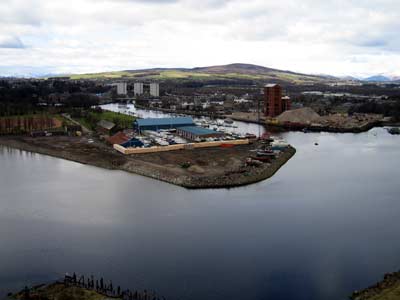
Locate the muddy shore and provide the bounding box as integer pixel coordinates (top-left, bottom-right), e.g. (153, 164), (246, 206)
(0, 136), (295, 189)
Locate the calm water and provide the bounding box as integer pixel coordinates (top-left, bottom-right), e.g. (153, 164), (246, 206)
(1, 122), (400, 299)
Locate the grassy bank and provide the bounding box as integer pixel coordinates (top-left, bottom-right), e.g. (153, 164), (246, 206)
(10, 283), (109, 300)
(76, 110), (135, 130)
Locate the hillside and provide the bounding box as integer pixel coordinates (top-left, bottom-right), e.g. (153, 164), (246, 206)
(67, 63), (338, 84)
(364, 75), (392, 82)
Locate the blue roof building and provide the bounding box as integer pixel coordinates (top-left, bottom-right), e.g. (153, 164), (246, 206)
(134, 117), (195, 132)
(120, 138), (144, 148)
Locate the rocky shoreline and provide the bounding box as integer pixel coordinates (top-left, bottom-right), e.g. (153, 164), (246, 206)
(351, 271), (400, 300)
(176, 146), (295, 189)
(0, 136), (295, 189)
(266, 120), (383, 133)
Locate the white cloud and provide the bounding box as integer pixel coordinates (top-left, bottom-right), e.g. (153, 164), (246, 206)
(0, 0), (399, 76)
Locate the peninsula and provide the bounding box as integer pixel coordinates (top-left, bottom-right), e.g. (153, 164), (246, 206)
(0, 134), (295, 189)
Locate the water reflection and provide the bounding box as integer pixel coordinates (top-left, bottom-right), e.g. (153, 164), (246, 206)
(0, 128), (399, 300)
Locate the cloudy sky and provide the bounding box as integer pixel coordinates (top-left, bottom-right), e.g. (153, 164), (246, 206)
(0, 0), (399, 77)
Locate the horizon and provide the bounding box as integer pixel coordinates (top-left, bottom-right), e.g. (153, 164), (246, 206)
(1, 0), (400, 78)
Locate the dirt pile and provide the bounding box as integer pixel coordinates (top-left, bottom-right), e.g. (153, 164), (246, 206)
(276, 107), (322, 124)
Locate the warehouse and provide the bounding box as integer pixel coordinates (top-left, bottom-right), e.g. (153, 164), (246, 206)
(177, 126), (224, 141)
(134, 117), (195, 133)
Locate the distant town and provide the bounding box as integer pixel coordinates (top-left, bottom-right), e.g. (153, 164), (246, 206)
(0, 64), (399, 189)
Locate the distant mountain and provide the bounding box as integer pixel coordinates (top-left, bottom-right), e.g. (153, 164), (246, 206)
(392, 76), (400, 82)
(339, 76), (360, 81)
(192, 63), (305, 76)
(67, 63), (338, 84)
(364, 75), (392, 82)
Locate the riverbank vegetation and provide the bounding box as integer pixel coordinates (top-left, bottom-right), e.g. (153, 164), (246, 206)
(70, 108), (135, 130)
(0, 79), (103, 117)
(10, 283), (112, 300)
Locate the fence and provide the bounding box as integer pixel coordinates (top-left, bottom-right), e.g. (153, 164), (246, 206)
(114, 139), (249, 155)
(0, 116), (62, 135)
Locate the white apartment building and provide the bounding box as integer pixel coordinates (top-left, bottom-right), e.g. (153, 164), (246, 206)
(134, 82), (144, 96)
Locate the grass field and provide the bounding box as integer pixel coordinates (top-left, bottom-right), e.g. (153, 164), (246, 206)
(11, 283), (108, 300)
(78, 110), (135, 130)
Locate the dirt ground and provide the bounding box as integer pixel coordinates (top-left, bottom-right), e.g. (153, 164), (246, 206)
(135, 143), (258, 176)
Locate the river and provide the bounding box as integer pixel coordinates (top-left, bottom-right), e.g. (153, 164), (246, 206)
(101, 103), (267, 137)
(0, 105), (399, 300)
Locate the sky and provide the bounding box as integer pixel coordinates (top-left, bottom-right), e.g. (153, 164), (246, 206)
(0, 0), (399, 78)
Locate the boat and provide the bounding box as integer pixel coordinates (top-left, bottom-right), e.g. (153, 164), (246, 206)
(224, 118), (234, 124)
(388, 127), (400, 135)
(245, 133), (257, 139)
(217, 120), (224, 126)
(251, 156), (272, 162)
(155, 138), (169, 146)
(256, 150), (275, 157)
(271, 139), (289, 149)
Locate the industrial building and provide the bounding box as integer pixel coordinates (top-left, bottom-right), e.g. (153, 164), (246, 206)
(134, 117), (195, 133)
(134, 82), (144, 96)
(177, 126), (224, 141)
(264, 84), (291, 118)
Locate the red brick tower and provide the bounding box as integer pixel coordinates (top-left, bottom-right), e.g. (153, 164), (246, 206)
(264, 84), (290, 117)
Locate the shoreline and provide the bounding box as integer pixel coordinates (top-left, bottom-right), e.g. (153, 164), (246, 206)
(135, 104), (226, 119)
(113, 105), (398, 134)
(0, 136), (295, 189)
(351, 271), (400, 300)
(266, 121), (383, 133)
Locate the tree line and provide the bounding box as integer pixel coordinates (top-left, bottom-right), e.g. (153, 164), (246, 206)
(0, 79), (106, 117)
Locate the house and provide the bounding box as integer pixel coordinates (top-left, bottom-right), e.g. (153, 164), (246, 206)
(96, 120), (116, 135)
(105, 131), (130, 145)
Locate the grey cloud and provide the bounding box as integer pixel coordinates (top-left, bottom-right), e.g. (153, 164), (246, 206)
(359, 39), (387, 48)
(0, 36), (26, 49)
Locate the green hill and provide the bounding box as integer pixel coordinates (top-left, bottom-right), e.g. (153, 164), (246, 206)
(67, 63), (337, 84)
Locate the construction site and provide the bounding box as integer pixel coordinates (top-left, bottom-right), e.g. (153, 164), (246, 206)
(268, 107), (383, 132)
